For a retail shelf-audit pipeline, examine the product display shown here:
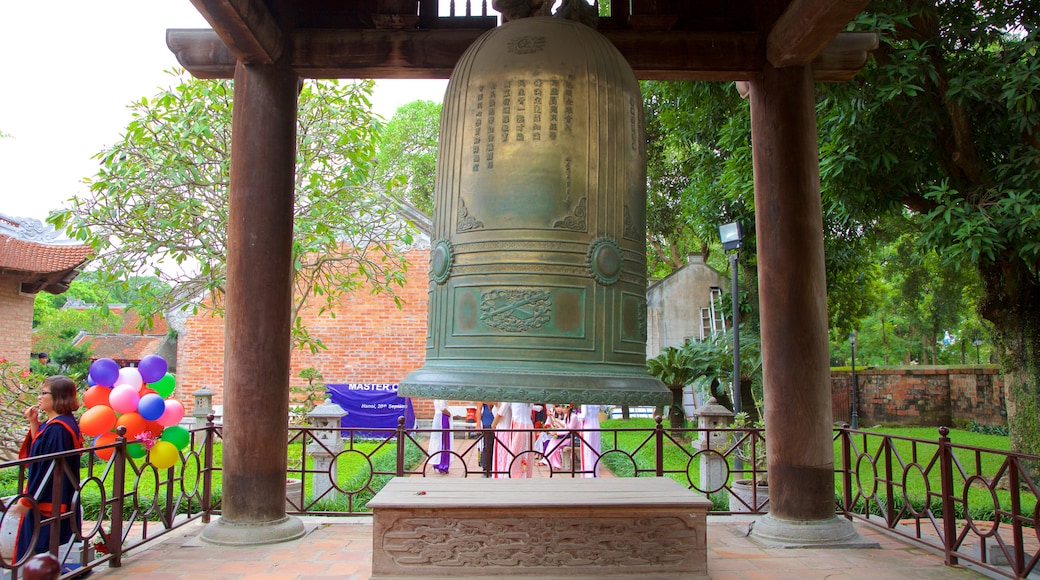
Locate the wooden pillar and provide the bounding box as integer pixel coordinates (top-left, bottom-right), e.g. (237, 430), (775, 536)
(749, 64), (837, 523)
(201, 60), (304, 545)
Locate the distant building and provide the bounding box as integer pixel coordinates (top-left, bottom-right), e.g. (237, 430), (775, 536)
(72, 303), (176, 370)
(646, 254), (728, 358)
(0, 214), (91, 367)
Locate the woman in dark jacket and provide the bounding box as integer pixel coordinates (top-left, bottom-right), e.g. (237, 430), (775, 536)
(11, 375), (84, 561)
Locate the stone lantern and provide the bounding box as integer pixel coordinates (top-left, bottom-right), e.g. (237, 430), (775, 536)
(192, 388), (215, 430)
(693, 397), (734, 493)
(306, 399), (349, 500)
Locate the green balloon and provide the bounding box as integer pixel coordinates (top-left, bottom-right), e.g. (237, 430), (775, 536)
(160, 426), (191, 450)
(152, 372), (177, 398)
(127, 442), (147, 459)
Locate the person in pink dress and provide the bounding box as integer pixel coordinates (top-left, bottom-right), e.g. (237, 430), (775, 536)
(508, 402), (534, 478)
(490, 402), (512, 478)
(546, 404), (581, 470)
(579, 404), (602, 477)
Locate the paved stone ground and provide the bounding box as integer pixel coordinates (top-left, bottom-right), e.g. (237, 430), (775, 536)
(86, 516), (988, 580)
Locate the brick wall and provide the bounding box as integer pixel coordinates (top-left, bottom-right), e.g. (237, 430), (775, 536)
(175, 248), (431, 415)
(831, 366), (1006, 427)
(0, 279), (35, 367)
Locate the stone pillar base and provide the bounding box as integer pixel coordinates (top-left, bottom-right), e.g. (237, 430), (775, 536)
(750, 514), (879, 549)
(200, 515), (306, 546)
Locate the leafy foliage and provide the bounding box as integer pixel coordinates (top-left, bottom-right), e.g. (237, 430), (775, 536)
(641, 81), (753, 278)
(372, 100), (441, 215)
(0, 360), (43, 460)
(817, 1), (1040, 457)
(49, 70), (417, 352)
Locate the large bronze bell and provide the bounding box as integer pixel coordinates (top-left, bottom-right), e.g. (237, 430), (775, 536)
(399, 16), (669, 405)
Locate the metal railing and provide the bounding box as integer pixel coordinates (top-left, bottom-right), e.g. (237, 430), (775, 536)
(1, 418), (1037, 578)
(836, 426), (1040, 578)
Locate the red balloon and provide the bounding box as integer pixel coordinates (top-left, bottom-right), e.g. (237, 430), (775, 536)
(116, 412), (147, 440)
(80, 405), (117, 437)
(83, 385), (111, 409)
(93, 432), (119, 461)
(139, 386), (159, 398)
(144, 420), (165, 438)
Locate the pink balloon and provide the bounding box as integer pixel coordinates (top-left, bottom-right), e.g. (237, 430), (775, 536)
(117, 367), (144, 390)
(157, 399), (185, 427)
(109, 384), (141, 414)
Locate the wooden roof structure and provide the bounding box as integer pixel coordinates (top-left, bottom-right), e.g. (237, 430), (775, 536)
(170, 0), (876, 82)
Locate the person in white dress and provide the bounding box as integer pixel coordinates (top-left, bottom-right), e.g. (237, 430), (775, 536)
(427, 399), (452, 474)
(508, 402), (535, 478)
(579, 404), (601, 477)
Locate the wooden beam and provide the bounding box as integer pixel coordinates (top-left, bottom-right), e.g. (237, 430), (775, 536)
(767, 0), (872, 67)
(168, 28), (876, 82)
(189, 0), (285, 64)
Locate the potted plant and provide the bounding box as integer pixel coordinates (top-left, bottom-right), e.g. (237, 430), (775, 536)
(728, 411), (769, 512)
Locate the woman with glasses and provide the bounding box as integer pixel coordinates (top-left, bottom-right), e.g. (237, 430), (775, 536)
(11, 375), (84, 562)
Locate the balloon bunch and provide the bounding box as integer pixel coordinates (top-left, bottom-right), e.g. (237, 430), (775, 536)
(80, 355), (188, 469)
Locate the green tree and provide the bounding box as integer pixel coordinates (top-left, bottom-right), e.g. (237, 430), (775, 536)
(642, 81), (752, 278)
(818, 2), (1040, 455)
(640, 80), (883, 338)
(372, 100), (441, 215)
(50, 70), (416, 352)
(646, 346), (698, 429)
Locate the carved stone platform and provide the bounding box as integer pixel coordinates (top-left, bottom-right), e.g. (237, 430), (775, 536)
(368, 477), (711, 578)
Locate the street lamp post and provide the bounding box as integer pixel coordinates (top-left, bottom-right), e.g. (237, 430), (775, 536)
(973, 336), (983, 364)
(718, 222), (743, 418)
(850, 331), (859, 430)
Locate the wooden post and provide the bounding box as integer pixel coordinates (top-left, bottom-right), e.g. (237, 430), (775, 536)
(749, 64), (846, 526)
(201, 59), (305, 545)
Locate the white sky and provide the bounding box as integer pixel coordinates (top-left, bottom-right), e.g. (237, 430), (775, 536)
(0, 1), (448, 223)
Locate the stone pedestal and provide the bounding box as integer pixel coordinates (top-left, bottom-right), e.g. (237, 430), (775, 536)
(751, 514), (878, 549)
(693, 397), (733, 493)
(192, 388), (214, 430)
(368, 477), (710, 578)
(305, 399), (348, 503)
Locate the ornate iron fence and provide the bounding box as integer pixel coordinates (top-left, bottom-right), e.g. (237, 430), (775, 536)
(836, 426), (1040, 579)
(1, 419), (1037, 578)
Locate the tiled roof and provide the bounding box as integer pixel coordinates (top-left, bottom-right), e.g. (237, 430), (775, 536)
(114, 308), (170, 335)
(0, 234), (92, 274)
(76, 335), (167, 363)
(66, 305), (170, 336)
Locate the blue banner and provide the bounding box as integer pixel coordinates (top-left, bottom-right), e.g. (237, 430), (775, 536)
(326, 383), (415, 436)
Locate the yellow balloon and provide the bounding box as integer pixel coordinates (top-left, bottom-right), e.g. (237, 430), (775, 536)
(149, 441), (179, 469)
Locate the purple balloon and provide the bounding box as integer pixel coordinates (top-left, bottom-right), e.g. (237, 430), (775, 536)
(87, 375), (96, 387)
(89, 358), (120, 387)
(138, 355), (169, 384)
(138, 393), (167, 421)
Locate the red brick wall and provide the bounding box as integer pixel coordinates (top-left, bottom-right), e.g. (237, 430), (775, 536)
(0, 279), (35, 368)
(174, 248), (431, 414)
(831, 366), (1006, 427)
